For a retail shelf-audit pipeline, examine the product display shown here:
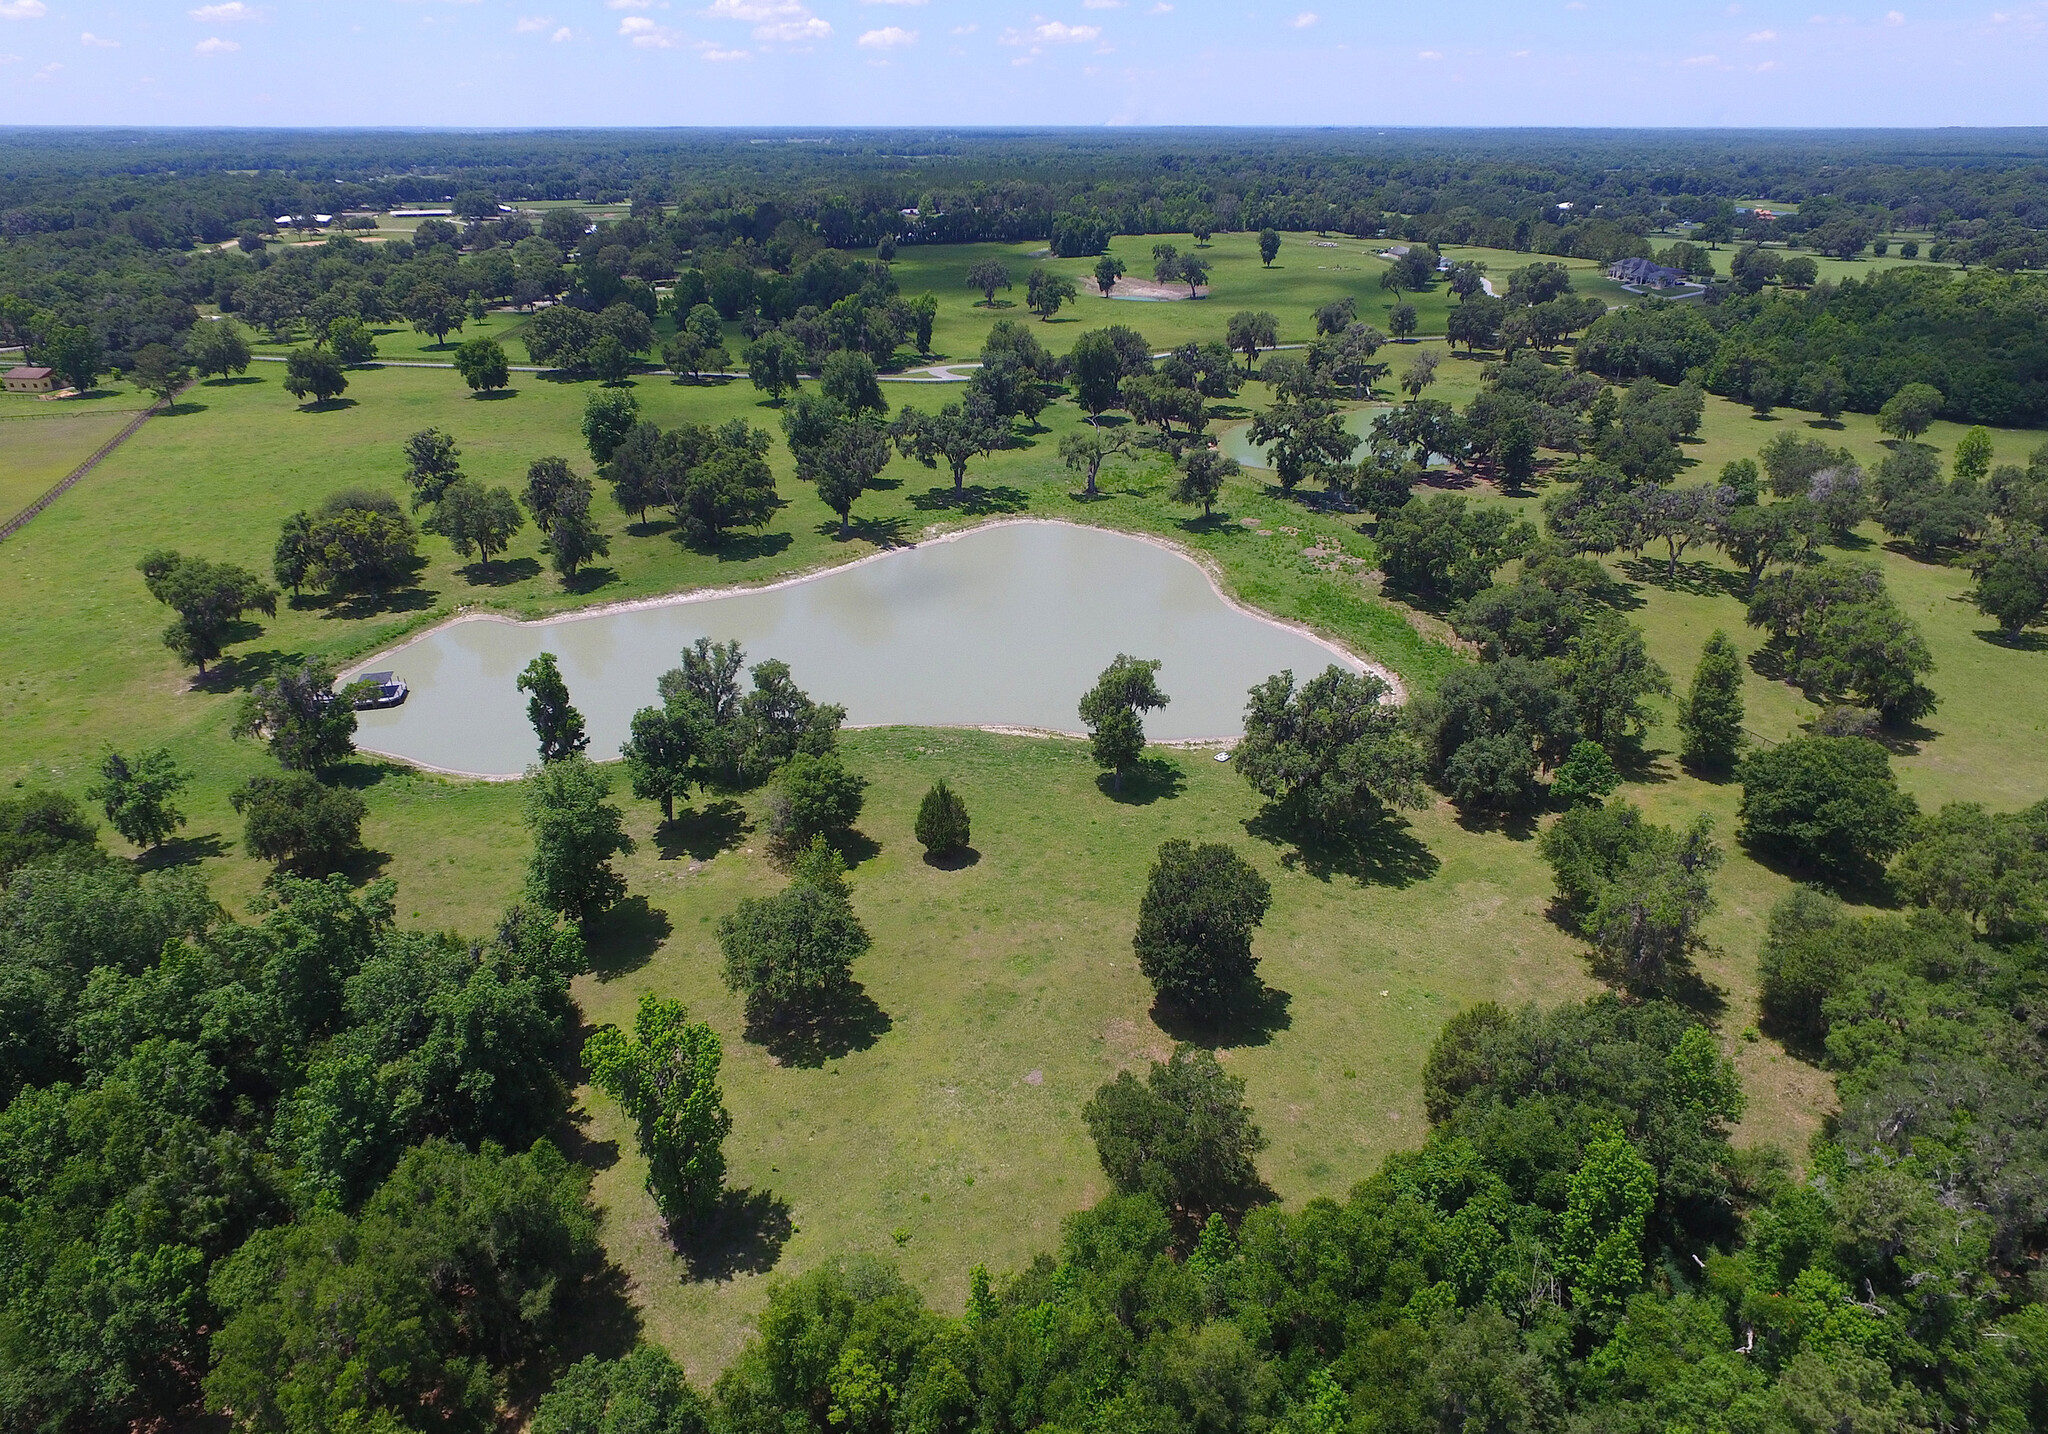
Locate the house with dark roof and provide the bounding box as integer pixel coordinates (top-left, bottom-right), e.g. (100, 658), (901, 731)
(1608, 257), (1686, 287)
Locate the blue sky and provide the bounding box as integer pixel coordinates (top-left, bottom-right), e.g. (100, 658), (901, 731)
(0, 1), (2041, 128)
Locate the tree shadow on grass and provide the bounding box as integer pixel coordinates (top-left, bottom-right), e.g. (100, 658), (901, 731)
(1735, 839), (1899, 909)
(196, 645), (305, 692)
(1242, 806), (1441, 887)
(134, 831), (230, 871)
(1097, 756), (1187, 805)
(922, 845), (981, 871)
(459, 557), (543, 587)
(585, 896), (673, 981)
(201, 375), (265, 387)
(626, 516), (678, 539)
(819, 515), (912, 549)
(909, 484), (1030, 515)
(1614, 744), (1677, 786)
(1452, 803), (1541, 842)
(746, 983), (892, 1069)
(655, 799), (749, 863)
(296, 398), (359, 413)
(670, 1186), (795, 1282)
(470, 388), (519, 401)
(1150, 982), (1294, 1050)
(163, 400), (208, 417)
(328, 759), (399, 793)
(562, 566), (620, 595)
(712, 530), (795, 564)
(1616, 556), (1746, 600)
(334, 844), (393, 885)
(1975, 627), (2048, 652)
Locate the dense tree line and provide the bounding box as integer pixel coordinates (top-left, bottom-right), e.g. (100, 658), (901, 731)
(11, 127), (2048, 377)
(1580, 267), (2048, 427)
(0, 816), (602, 1430)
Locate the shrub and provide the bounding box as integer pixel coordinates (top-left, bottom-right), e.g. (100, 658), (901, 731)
(1081, 1048), (1268, 1232)
(1737, 736), (1918, 885)
(763, 752), (867, 851)
(718, 837), (869, 1028)
(1132, 839), (1272, 1018)
(0, 787), (100, 878)
(232, 772), (368, 875)
(914, 780), (971, 858)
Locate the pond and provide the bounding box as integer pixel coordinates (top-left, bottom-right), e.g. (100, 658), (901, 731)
(350, 521), (1378, 779)
(1219, 406), (1390, 470)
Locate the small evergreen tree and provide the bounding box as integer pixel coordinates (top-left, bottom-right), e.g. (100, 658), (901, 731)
(914, 779), (972, 858)
(1133, 839), (1273, 1019)
(1678, 630), (1746, 771)
(582, 993), (732, 1228)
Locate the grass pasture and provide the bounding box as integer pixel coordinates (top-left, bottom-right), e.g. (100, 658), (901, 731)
(0, 384), (153, 517)
(4, 252), (2047, 1376)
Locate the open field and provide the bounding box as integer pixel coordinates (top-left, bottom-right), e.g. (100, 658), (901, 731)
(0, 382), (153, 515)
(4, 266), (2046, 1374)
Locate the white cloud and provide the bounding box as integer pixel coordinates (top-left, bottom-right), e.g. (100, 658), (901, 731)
(189, 2), (257, 19)
(31, 59), (59, 77)
(0, 0), (48, 19)
(1753, 58), (1778, 68)
(697, 41), (749, 58)
(862, 0), (924, 5)
(1148, 3), (1171, 11)
(951, 22), (977, 32)
(1681, 51), (1718, 62)
(1884, 8), (1904, 21)
(1418, 47), (1441, 57)
(755, 15), (827, 40)
(81, 31), (118, 46)
(1290, 10), (1317, 25)
(194, 35), (239, 52)
(1005, 19), (1099, 42)
(552, 26), (572, 41)
(620, 15), (683, 46)
(515, 15), (553, 33)
(1083, 0), (1122, 7)
(1564, 1), (1585, 9)
(699, 0), (800, 18)
(1745, 27), (1776, 39)
(605, 0), (651, 8)
(0, 50), (17, 60)
(857, 24), (916, 46)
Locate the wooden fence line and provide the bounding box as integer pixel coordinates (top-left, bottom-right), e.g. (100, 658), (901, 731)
(0, 392), (166, 545)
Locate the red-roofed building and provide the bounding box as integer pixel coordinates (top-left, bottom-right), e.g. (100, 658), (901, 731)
(3, 366), (54, 394)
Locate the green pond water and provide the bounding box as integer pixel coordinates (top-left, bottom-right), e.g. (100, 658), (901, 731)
(351, 521), (1371, 778)
(1219, 406), (1390, 469)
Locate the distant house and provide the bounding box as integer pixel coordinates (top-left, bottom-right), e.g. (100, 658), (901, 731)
(1609, 257), (1686, 287)
(3, 366), (54, 394)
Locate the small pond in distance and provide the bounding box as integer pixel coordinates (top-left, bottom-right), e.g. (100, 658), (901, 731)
(352, 521), (1370, 778)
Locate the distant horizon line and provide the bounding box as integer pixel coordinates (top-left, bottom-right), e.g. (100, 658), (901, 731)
(4, 123), (2048, 136)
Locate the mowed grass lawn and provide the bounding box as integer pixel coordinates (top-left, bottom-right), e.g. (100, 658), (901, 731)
(4, 320), (2047, 1376)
